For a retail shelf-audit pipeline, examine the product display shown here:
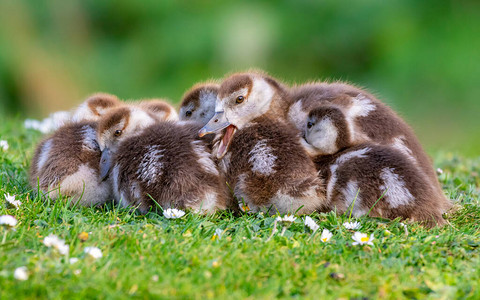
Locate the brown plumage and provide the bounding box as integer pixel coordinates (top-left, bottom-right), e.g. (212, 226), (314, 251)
(305, 105), (451, 226)
(29, 122), (111, 206)
(290, 82), (451, 214)
(313, 144), (447, 227)
(200, 71), (326, 214)
(107, 122), (230, 214)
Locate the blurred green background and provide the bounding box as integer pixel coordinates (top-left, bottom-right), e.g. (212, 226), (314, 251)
(0, 0), (478, 156)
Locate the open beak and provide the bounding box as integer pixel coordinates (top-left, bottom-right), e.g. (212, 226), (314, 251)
(199, 111), (230, 137)
(198, 111), (237, 159)
(99, 148), (112, 181)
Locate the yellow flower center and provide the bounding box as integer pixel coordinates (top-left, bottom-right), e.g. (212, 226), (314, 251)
(361, 237), (369, 242)
(242, 205), (250, 212)
(322, 238), (327, 242)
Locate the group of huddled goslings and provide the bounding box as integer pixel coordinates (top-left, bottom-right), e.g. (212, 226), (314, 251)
(30, 70), (451, 227)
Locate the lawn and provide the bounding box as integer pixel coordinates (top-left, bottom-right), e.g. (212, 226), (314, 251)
(1, 117), (479, 299)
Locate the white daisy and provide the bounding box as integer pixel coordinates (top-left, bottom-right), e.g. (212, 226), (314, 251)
(43, 234), (69, 255)
(399, 222), (409, 235)
(275, 215), (296, 223)
(163, 208), (186, 219)
(84, 246), (103, 259)
(352, 232), (375, 246)
(304, 216), (319, 232)
(0, 140), (8, 151)
(343, 221), (362, 230)
(14, 266), (28, 281)
(0, 215), (18, 227)
(69, 258), (79, 264)
(5, 193), (22, 209)
(212, 228), (223, 240)
(320, 229), (333, 242)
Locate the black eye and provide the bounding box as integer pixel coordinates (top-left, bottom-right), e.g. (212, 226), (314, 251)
(114, 130), (122, 137)
(236, 96), (244, 104)
(307, 122), (314, 129)
(185, 110), (192, 117)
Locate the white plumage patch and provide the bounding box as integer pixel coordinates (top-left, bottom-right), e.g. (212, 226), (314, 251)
(37, 139), (53, 172)
(288, 100), (308, 131)
(349, 94), (376, 117)
(345, 94), (376, 141)
(136, 145), (165, 185)
(248, 140), (277, 175)
(327, 147), (370, 203)
(191, 140), (219, 176)
(379, 167), (414, 208)
(392, 136), (416, 162)
(343, 180), (367, 217)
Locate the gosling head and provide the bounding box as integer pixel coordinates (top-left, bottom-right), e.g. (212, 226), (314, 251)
(72, 93), (122, 122)
(199, 72), (285, 158)
(97, 106), (157, 180)
(179, 82), (219, 125)
(138, 99), (179, 121)
(304, 105), (351, 155)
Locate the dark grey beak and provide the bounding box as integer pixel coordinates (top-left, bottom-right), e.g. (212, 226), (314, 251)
(199, 111), (230, 137)
(100, 148), (112, 181)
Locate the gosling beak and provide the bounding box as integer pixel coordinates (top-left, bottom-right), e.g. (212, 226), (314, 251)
(99, 148), (112, 181)
(199, 111), (230, 137)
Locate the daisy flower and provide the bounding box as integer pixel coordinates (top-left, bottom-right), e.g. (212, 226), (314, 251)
(0, 215), (18, 227)
(0, 140), (8, 151)
(343, 221), (362, 230)
(84, 246), (103, 259)
(69, 258), (79, 264)
(14, 266), (28, 281)
(163, 208), (186, 219)
(320, 229), (333, 242)
(304, 216), (319, 232)
(275, 215), (296, 223)
(352, 232), (375, 246)
(5, 193), (22, 209)
(399, 222), (408, 235)
(212, 228), (223, 241)
(43, 234), (69, 255)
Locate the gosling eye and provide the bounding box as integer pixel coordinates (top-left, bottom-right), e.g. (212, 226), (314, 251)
(235, 96), (245, 104)
(114, 130), (122, 137)
(185, 110), (192, 117)
(307, 122), (314, 129)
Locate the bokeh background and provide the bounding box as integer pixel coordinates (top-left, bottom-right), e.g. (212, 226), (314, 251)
(0, 0), (478, 155)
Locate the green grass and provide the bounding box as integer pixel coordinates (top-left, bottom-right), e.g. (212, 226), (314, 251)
(1, 117), (479, 299)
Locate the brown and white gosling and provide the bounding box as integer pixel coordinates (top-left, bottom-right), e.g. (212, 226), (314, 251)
(288, 82), (449, 212)
(30, 94), (178, 206)
(199, 72), (325, 215)
(97, 107), (229, 214)
(30, 93), (121, 205)
(305, 105), (449, 227)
